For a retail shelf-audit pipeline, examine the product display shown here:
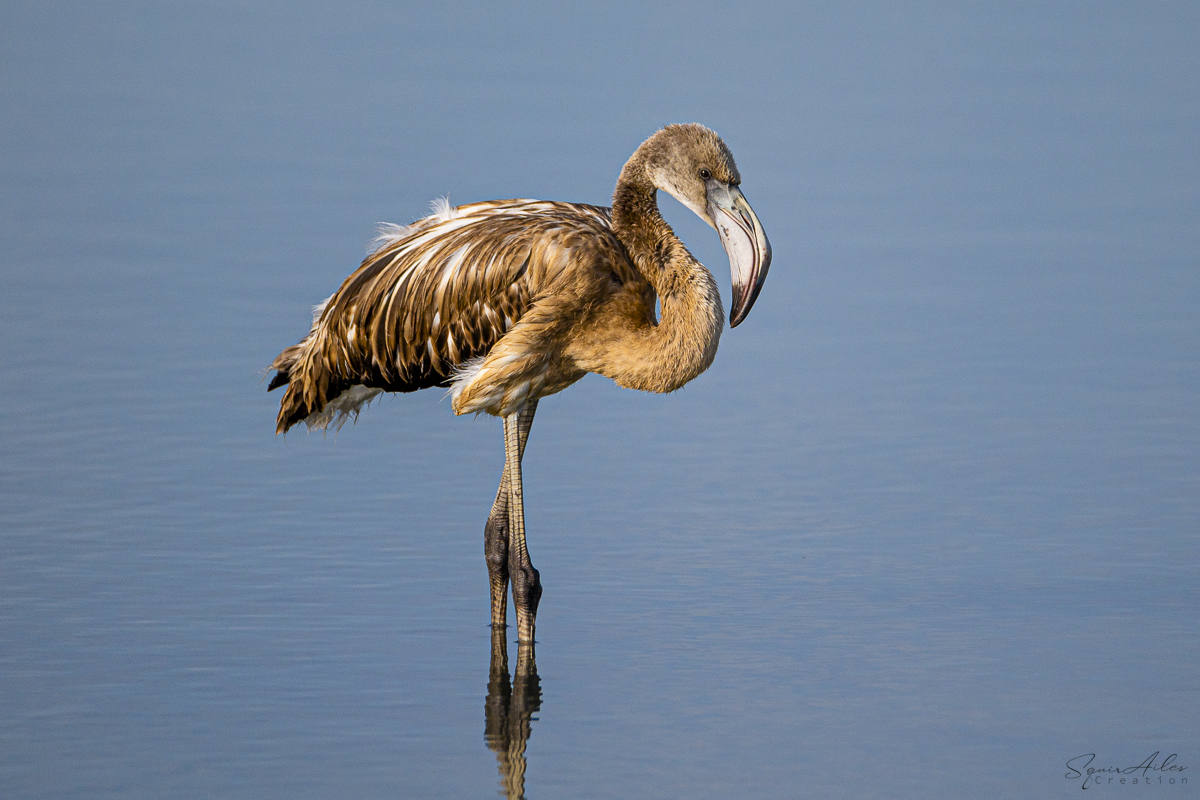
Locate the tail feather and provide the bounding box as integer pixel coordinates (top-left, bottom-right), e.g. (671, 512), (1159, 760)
(266, 370), (290, 392)
(269, 335), (377, 435)
(276, 381), (315, 434)
(268, 341), (321, 434)
(268, 291), (342, 434)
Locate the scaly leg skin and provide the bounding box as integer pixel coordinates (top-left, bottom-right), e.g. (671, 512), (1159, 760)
(484, 470), (511, 629)
(505, 402), (541, 642)
(485, 400), (538, 631)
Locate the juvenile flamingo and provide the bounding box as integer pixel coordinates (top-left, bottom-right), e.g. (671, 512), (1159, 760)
(268, 124), (772, 642)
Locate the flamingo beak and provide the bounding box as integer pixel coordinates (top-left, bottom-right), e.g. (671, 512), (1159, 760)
(707, 184), (772, 327)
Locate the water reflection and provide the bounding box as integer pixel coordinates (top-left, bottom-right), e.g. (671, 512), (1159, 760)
(485, 630), (541, 800)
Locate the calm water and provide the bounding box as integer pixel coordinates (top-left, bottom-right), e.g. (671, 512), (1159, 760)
(2, 2), (1197, 798)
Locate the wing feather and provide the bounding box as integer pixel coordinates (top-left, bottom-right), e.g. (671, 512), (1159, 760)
(270, 199), (624, 431)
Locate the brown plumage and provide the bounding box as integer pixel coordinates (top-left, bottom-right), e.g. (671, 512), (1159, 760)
(268, 123), (772, 642)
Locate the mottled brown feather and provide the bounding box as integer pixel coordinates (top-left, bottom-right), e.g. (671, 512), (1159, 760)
(270, 200), (642, 432)
(270, 123), (747, 434)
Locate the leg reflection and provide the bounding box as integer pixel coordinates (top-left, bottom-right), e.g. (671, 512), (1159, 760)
(485, 628), (541, 800)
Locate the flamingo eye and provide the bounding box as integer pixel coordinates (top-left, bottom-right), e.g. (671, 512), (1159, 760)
(699, 168), (712, 180)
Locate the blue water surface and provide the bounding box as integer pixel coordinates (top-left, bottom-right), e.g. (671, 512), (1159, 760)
(1, 2), (1197, 798)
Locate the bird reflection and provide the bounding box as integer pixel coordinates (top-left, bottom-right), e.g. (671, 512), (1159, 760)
(485, 629), (541, 799)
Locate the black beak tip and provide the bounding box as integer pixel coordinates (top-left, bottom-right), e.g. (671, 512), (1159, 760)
(728, 281), (762, 328)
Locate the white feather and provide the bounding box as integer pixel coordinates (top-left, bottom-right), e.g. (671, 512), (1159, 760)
(442, 245), (468, 280)
(310, 293), (335, 328)
(447, 356), (487, 406)
(430, 195), (459, 222)
(369, 222), (411, 253)
(302, 384), (383, 433)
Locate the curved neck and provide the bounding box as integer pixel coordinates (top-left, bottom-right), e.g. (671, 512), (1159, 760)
(581, 167), (723, 393)
(611, 175), (674, 283)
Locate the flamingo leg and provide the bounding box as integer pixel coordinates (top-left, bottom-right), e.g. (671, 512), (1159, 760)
(508, 401), (541, 642)
(484, 400), (539, 634)
(485, 471), (512, 629)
